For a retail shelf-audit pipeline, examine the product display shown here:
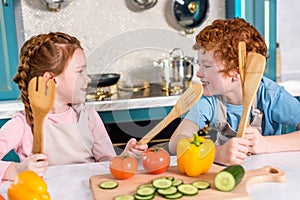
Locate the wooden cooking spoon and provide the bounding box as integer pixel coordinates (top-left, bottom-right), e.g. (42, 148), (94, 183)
(28, 76), (56, 154)
(138, 83), (203, 145)
(238, 41), (246, 87)
(236, 52), (266, 138)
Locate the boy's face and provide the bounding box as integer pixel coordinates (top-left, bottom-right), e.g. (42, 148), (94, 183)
(196, 49), (233, 96)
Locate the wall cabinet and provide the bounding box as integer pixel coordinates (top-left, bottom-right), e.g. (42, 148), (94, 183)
(0, 0), (19, 100)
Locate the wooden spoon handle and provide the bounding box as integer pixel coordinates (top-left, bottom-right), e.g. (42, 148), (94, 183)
(32, 115), (46, 154)
(138, 109), (177, 145)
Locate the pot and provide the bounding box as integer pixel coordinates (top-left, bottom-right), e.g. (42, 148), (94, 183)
(154, 48), (194, 92)
(88, 73), (120, 87)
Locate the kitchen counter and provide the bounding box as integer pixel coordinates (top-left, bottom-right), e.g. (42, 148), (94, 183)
(0, 151), (299, 199)
(0, 83), (180, 120)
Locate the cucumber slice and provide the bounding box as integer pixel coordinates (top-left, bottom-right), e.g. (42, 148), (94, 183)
(172, 179), (183, 187)
(177, 184), (198, 196)
(192, 180), (210, 190)
(113, 195), (134, 200)
(157, 186), (177, 196)
(214, 165), (245, 192)
(134, 194), (155, 200)
(99, 180), (118, 189)
(167, 176), (175, 181)
(152, 178), (173, 189)
(164, 192), (183, 199)
(138, 184), (156, 190)
(136, 187), (156, 196)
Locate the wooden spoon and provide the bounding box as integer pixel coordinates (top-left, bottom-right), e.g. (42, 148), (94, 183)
(28, 76), (56, 154)
(138, 83), (203, 145)
(236, 53), (266, 138)
(238, 41), (246, 86)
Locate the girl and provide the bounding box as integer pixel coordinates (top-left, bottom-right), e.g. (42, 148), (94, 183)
(0, 32), (147, 181)
(169, 18), (300, 166)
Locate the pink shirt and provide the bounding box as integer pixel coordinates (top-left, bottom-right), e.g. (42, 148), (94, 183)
(0, 105), (116, 181)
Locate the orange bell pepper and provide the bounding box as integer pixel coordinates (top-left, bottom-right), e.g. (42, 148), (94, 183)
(176, 133), (215, 177)
(7, 170), (50, 200)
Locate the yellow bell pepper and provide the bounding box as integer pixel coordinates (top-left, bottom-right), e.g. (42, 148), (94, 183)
(8, 170), (50, 200)
(176, 133), (215, 177)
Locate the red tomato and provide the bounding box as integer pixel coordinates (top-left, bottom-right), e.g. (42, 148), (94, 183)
(109, 154), (138, 180)
(0, 194), (4, 200)
(142, 147), (170, 174)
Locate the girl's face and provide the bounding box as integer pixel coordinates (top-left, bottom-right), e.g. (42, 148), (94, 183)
(196, 49), (234, 97)
(54, 48), (91, 104)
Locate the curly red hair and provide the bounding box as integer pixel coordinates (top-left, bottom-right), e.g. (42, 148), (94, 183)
(194, 18), (267, 75)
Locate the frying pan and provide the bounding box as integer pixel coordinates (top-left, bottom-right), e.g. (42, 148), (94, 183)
(88, 73), (120, 87)
(173, 0), (209, 30)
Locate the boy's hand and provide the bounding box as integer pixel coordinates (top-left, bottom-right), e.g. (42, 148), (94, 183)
(245, 126), (268, 154)
(215, 137), (250, 165)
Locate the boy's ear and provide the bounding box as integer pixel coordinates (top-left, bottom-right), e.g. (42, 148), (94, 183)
(229, 70), (240, 82)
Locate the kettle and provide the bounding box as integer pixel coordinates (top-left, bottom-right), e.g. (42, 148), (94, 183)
(154, 48), (195, 93)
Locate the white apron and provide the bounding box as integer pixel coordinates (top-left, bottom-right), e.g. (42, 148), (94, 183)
(44, 104), (95, 165)
(213, 97), (263, 145)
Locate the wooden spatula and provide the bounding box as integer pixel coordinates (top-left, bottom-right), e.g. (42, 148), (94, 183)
(28, 76), (56, 154)
(238, 41), (246, 86)
(236, 52), (266, 138)
(138, 83), (203, 145)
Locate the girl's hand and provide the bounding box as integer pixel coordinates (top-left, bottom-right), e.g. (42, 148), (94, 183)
(214, 137), (250, 165)
(16, 154), (49, 177)
(244, 126), (268, 154)
(124, 138), (148, 159)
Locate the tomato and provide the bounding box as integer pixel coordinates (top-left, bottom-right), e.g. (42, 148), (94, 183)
(0, 194), (4, 200)
(109, 153), (138, 180)
(142, 147), (170, 174)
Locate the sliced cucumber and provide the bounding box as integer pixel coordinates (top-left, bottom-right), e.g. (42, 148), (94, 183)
(192, 180), (210, 190)
(172, 179), (183, 187)
(99, 180), (118, 189)
(164, 192), (183, 199)
(138, 184), (156, 191)
(214, 165), (245, 192)
(152, 178), (173, 189)
(113, 194), (134, 200)
(157, 186), (177, 196)
(134, 194), (155, 200)
(167, 176), (175, 181)
(177, 184), (198, 196)
(136, 187), (156, 196)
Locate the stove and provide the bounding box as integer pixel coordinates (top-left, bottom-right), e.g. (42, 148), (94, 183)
(85, 83), (183, 102)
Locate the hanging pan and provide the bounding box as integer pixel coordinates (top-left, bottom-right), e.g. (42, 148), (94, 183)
(173, 0), (209, 34)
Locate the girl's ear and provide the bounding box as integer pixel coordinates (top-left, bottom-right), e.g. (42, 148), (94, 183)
(43, 72), (56, 85)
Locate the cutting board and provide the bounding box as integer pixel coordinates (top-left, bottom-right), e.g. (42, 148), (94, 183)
(90, 164), (286, 200)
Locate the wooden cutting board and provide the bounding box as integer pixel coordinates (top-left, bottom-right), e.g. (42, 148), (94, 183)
(90, 164), (286, 200)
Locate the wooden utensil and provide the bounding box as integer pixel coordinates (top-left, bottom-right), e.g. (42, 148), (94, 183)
(28, 76), (56, 154)
(137, 83), (203, 145)
(238, 41), (246, 86)
(90, 165), (286, 200)
(236, 53), (266, 138)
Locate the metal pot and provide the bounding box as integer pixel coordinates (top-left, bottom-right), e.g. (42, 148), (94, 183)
(154, 48), (194, 92)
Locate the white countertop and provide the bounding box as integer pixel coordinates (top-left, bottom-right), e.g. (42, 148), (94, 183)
(0, 152), (299, 200)
(0, 96), (179, 120)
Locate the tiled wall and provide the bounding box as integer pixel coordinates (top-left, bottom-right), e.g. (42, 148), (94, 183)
(15, 0), (225, 84)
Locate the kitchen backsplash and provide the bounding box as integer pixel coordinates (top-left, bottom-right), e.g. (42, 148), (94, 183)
(15, 0), (225, 83)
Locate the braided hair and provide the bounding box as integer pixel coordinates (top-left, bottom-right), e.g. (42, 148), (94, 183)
(194, 18), (268, 75)
(13, 32), (82, 128)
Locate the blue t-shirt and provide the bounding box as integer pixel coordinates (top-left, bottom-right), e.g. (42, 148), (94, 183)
(185, 77), (300, 136)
